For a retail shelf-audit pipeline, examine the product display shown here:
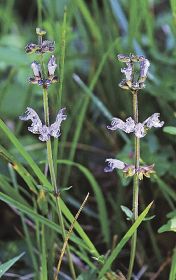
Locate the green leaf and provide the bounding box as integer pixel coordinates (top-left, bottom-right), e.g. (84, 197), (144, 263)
(163, 126), (176, 135)
(0, 252), (25, 277)
(143, 215), (155, 221)
(158, 217), (176, 233)
(121, 205), (133, 220)
(98, 202), (153, 277)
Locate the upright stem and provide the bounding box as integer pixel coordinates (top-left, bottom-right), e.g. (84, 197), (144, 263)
(127, 91), (140, 280)
(43, 88), (76, 279)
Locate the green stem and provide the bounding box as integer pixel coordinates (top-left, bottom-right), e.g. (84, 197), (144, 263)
(127, 91), (140, 280)
(43, 88), (76, 279)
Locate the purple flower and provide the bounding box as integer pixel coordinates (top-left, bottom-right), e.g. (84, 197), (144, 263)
(41, 40), (55, 53)
(143, 113), (164, 128)
(107, 113), (164, 138)
(19, 107), (42, 134)
(104, 159), (135, 177)
(107, 117), (135, 134)
(107, 118), (125, 131)
(137, 164), (155, 180)
(49, 108), (67, 138)
(19, 107), (67, 141)
(39, 125), (50, 142)
(121, 62), (133, 83)
(123, 117), (135, 133)
(139, 59), (150, 82)
(31, 61), (41, 77)
(117, 54), (150, 91)
(48, 55), (57, 77)
(134, 123), (146, 138)
(104, 159), (125, 172)
(104, 158), (155, 180)
(25, 40), (55, 54)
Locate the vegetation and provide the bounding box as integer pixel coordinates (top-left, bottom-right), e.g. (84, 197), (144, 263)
(0, 0), (176, 279)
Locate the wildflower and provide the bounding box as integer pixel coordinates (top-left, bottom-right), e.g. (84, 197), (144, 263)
(25, 43), (39, 54)
(49, 108), (67, 138)
(107, 117), (135, 133)
(139, 58), (150, 83)
(29, 56), (58, 87)
(121, 62), (132, 87)
(137, 164), (155, 180)
(123, 117), (136, 133)
(117, 54), (150, 91)
(104, 159), (135, 177)
(107, 113), (164, 138)
(38, 125), (50, 142)
(48, 55), (57, 77)
(134, 123), (146, 138)
(123, 164), (136, 177)
(29, 61), (43, 85)
(143, 113), (164, 128)
(107, 118), (125, 131)
(19, 107), (67, 141)
(41, 40), (55, 53)
(104, 159), (125, 172)
(46, 55), (58, 86)
(104, 159), (154, 180)
(19, 107), (42, 134)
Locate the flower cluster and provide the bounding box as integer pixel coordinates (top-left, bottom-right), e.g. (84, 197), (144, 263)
(107, 113), (164, 138)
(104, 159), (155, 180)
(29, 56), (58, 87)
(25, 40), (55, 54)
(19, 107), (67, 142)
(104, 54), (164, 180)
(118, 54), (150, 91)
(25, 28), (58, 88)
(25, 28), (54, 54)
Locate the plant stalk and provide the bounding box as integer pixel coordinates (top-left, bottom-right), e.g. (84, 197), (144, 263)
(43, 87), (76, 279)
(127, 91), (140, 280)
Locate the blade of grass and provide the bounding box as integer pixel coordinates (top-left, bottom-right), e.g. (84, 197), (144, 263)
(58, 159), (110, 245)
(21, 215), (39, 274)
(98, 201), (153, 277)
(169, 248), (176, 280)
(53, 9), (67, 174)
(0, 252), (25, 277)
(170, 0), (176, 24)
(76, 0), (101, 43)
(54, 193), (89, 280)
(0, 144), (37, 193)
(40, 224), (48, 280)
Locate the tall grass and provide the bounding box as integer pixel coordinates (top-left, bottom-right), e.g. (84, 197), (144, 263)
(0, 0), (175, 279)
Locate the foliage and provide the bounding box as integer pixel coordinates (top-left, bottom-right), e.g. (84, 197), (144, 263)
(0, 0), (175, 279)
